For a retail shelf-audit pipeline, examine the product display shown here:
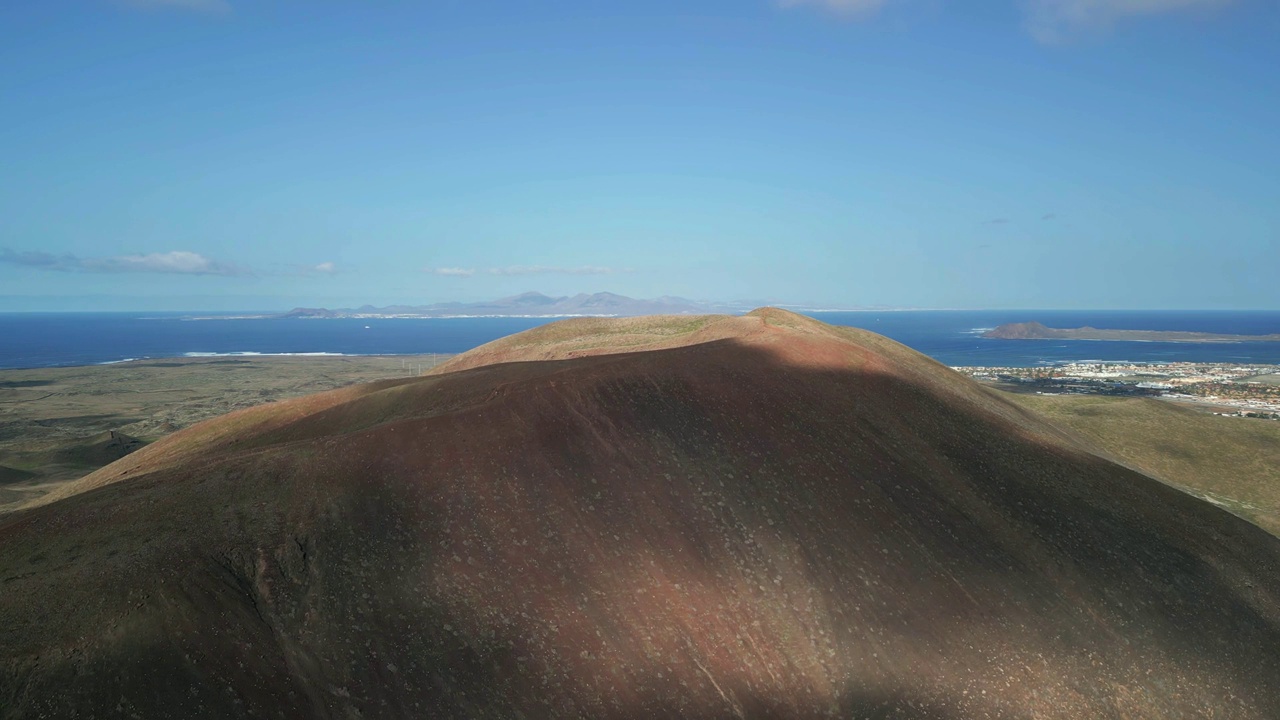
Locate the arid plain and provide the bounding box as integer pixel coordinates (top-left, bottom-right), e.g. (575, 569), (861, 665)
(0, 355), (448, 512)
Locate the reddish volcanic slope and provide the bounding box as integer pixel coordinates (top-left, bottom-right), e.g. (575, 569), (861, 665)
(3, 309), (1280, 718)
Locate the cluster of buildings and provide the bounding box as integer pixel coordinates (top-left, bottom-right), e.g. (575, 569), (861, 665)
(954, 361), (1280, 417)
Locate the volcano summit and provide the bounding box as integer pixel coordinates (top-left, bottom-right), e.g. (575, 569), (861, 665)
(3, 309), (1280, 718)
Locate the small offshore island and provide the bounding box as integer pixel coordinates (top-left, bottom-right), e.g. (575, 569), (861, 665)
(985, 321), (1280, 343)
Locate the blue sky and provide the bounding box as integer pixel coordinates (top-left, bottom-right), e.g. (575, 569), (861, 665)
(1, 0), (1277, 311)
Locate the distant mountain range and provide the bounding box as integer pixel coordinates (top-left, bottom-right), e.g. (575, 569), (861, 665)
(276, 292), (727, 318)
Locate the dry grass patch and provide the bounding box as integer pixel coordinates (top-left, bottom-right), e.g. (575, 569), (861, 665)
(1008, 393), (1280, 535)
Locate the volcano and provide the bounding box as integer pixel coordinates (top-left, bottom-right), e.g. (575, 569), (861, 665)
(3, 309), (1280, 718)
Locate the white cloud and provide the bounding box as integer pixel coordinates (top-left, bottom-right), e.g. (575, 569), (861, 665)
(1024, 0), (1235, 43)
(0, 248), (246, 276)
(426, 267), (476, 277)
(487, 265), (620, 277)
(423, 265), (620, 277)
(286, 261), (338, 277)
(117, 0), (231, 13)
(776, 0), (1235, 40)
(85, 251), (241, 275)
(776, 0), (888, 17)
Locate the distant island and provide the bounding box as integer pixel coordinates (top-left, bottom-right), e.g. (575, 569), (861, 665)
(187, 292), (899, 320)
(272, 292), (721, 319)
(985, 321), (1280, 343)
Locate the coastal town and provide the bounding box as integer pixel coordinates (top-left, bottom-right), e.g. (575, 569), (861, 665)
(955, 361), (1280, 419)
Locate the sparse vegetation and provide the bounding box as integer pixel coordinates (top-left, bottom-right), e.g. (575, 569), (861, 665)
(0, 354), (448, 511)
(1005, 393), (1280, 535)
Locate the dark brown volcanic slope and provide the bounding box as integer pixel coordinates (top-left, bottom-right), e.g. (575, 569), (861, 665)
(4, 309), (1280, 718)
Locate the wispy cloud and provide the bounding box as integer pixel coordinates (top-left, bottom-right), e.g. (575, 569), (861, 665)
(776, 0), (888, 18)
(487, 265), (621, 276)
(778, 0), (1235, 41)
(424, 265), (623, 278)
(1, 249), (248, 276)
(1023, 0), (1235, 43)
(289, 261), (337, 277)
(117, 0), (232, 13)
(1042, 213), (1057, 221)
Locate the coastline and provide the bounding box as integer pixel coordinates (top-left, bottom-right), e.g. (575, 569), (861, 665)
(7, 310), (1280, 370)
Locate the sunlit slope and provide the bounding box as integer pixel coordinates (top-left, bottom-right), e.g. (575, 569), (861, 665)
(3, 309), (1280, 719)
(1009, 392), (1280, 535)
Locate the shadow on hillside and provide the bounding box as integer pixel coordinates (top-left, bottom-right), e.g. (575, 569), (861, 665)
(3, 337), (1280, 718)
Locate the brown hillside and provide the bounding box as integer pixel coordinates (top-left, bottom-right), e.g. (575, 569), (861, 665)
(1008, 392), (1280, 535)
(3, 309), (1280, 718)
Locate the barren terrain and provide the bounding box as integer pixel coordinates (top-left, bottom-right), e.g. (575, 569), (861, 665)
(3, 310), (1280, 718)
(0, 355), (447, 511)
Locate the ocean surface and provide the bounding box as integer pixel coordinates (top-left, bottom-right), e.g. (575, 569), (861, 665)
(2, 310), (1280, 370)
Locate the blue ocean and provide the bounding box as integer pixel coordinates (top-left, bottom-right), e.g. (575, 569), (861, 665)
(2, 310), (1279, 370)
